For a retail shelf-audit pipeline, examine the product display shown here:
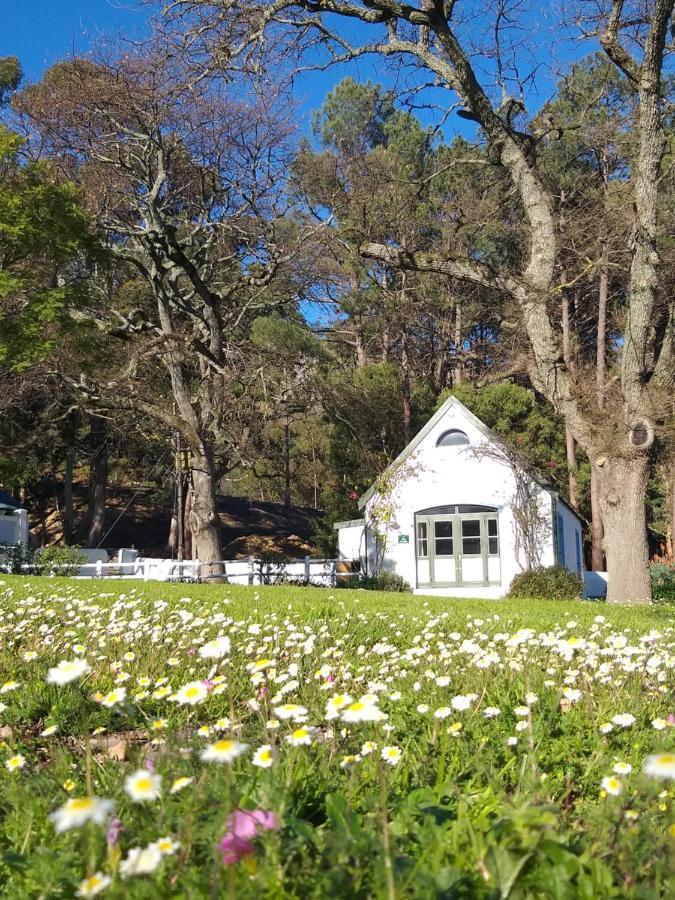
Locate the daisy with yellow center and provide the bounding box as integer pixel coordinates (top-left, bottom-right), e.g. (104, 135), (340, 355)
(448, 722), (463, 736)
(252, 744), (275, 768)
(76, 872), (111, 898)
(100, 687), (126, 708)
(201, 739), (249, 763)
(248, 658), (274, 673)
(381, 745), (402, 766)
(49, 796), (114, 833)
(152, 685), (172, 700)
(151, 836), (181, 855)
(174, 681), (208, 706)
(47, 659), (91, 684)
(169, 776), (193, 794)
(286, 727), (315, 747)
(274, 703), (308, 721)
(601, 776), (622, 796)
(325, 694), (353, 719)
(644, 753), (675, 780)
(0, 681), (19, 694)
(341, 700), (387, 723)
(124, 770), (162, 803)
(5, 753), (25, 772)
(150, 720), (167, 733)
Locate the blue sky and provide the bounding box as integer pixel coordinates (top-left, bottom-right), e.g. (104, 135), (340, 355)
(4, 0), (592, 143)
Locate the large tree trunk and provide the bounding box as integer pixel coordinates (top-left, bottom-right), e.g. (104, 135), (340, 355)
(590, 465), (605, 571)
(670, 453), (675, 561)
(596, 455), (651, 604)
(589, 249), (609, 569)
(86, 415), (108, 548)
(189, 452), (223, 577)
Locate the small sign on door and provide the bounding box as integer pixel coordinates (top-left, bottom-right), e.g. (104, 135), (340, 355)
(398, 534), (410, 544)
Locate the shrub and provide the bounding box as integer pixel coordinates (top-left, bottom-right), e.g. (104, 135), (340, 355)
(31, 545), (86, 577)
(0, 542), (28, 574)
(359, 571), (411, 593)
(508, 565), (583, 600)
(651, 562), (675, 602)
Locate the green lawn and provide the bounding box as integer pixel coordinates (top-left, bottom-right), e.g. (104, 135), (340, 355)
(0, 576), (673, 897)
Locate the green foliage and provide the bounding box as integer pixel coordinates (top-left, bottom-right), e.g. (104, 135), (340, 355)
(32, 545), (86, 577)
(0, 57), (22, 104)
(508, 566), (584, 601)
(312, 77), (395, 155)
(358, 570), (411, 592)
(0, 544), (85, 576)
(0, 128), (99, 369)
(443, 382), (568, 486)
(651, 562), (675, 602)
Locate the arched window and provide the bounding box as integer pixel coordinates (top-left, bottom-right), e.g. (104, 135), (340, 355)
(436, 429), (470, 447)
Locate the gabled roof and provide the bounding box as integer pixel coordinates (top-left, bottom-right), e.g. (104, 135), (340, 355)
(0, 490), (22, 510)
(358, 395), (584, 524)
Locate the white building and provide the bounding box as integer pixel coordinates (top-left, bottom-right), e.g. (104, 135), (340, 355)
(335, 396), (583, 598)
(0, 491), (29, 548)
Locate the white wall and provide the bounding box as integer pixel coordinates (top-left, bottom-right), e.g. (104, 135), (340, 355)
(337, 523), (366, 561)
(363, 408), (557, 598)
(555, 501), (584, 574)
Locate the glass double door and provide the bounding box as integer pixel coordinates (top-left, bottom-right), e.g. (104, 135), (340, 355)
(416, 514), (499, 587)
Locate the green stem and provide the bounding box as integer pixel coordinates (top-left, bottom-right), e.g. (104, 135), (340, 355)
(377, 758), (396, 900)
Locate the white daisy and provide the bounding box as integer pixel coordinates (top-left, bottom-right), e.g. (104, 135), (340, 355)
(49, 796), (114, 833)
(124, 770), (162, 803)
(201, 739), (249, 763)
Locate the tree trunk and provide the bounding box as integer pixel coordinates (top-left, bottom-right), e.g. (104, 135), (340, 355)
(354, 329), (368, 368)
(668, 453), (675, 561)
(596, 455), (651, 604)
(63, 446), (76, 544)
(283, 422), (291, 508)
(590, 464), (605, 571)
(587, 253), (609, 570)
(189, 452), (223, 577)
(86, 415), (108, 548)
(453, 299), (463, 386)
(183, 485), (193, 560)
(565, 427), (578, 509)
(400, 328), (412, 444)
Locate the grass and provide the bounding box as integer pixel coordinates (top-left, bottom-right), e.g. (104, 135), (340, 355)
(0, 575), (674, 898)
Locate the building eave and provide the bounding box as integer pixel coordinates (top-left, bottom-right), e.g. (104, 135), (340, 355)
(333, 519), (365, 530)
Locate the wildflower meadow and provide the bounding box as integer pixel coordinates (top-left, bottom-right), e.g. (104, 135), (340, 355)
(0, 577), (674, 898)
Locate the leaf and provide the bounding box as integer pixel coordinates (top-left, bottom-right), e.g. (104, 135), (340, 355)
(485, 846), (534, 899)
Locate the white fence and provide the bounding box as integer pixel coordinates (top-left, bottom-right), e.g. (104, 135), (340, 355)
(71, 556), (358, 587)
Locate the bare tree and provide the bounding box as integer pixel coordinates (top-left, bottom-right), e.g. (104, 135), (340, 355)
(161, 0), (674, 601)
(15, 45), (312, 574)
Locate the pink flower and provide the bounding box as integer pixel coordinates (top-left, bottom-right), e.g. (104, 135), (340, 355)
(220, 809), (278, 865)
(667, 713), (675, 726)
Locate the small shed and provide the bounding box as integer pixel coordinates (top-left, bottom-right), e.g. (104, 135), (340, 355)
(335, 396), (583, 598)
